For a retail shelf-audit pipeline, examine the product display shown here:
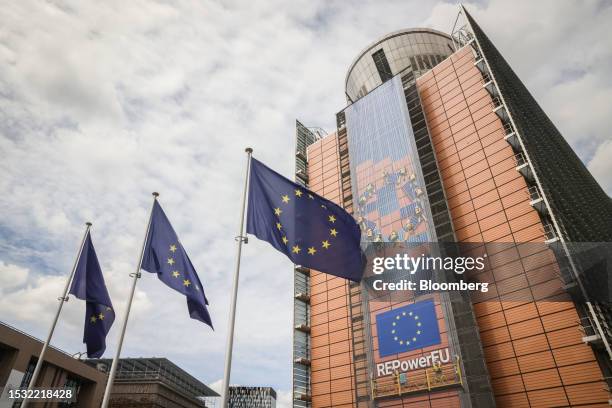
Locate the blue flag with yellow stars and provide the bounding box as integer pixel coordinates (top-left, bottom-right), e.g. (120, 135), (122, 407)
(376, 299), (441, 357)
(141, 200), (213, 329)
(247, 158), (365, 282)
(69, 231), (115, 358)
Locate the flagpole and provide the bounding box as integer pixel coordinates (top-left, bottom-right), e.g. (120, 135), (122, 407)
(21, 222), (92, 408)
(101, 192), (158, 408)
(221, 147), (252, 407)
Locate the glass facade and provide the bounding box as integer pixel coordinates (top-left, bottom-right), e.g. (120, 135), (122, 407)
(228, 386), (277, 408)
(345, 29), (454, 102)
(344, 75), (436, 244)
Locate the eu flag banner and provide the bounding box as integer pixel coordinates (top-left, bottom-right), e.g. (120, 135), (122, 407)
(376, 299), (441, 357)
(69, 232), (115, 358)
(246, 158), (365, 282)
(141, 200), (213, 329)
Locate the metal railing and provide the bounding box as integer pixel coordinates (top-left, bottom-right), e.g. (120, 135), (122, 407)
(527, 185), (542, 202)
(542, 223), (558, 242)
(490, 96), (503, 109)
(481, 71), (492, 85)
(371, 357), (463, 399)
(514, 152), (527, 167)
(503, 122), (515, 136)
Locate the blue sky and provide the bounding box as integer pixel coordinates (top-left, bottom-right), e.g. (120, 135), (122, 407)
(1, 1), (611, 405)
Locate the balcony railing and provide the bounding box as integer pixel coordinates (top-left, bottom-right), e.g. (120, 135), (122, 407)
(481, 71), (492, 85)
(371, 357), (463, 399)
(527, 185), (542, 202)
(514, 152), (527, 168)
(542, 223), (559, 243)
(490, 96), (503, 109)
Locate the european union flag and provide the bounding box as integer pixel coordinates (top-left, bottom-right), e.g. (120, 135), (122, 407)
(69, 232), (115, 358)
(141, 201), (213, 329)
(247, 158), (365, 282)
(376, 299), (441, 357)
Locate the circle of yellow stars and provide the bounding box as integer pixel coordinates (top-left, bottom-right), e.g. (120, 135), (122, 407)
(274, 189), (337, 255)
(165, 243), (199, 291)
(390, 310), (423, 347)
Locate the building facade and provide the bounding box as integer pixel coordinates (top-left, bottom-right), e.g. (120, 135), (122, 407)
(87, 358), (218, 408)
(293, 6), (612, 408)
(0, 322), (218, 408)
(227, 386), (277, 408)
(0, 321), (107, 407)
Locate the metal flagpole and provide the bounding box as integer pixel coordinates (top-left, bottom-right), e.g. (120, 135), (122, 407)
(101, 192), (158, 408)
(21, 222), (92, 408)
(221, 147), (252, 407)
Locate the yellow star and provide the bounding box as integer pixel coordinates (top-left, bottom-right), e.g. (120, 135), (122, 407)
(295, 189), (303, 197)
(414, 315), (419, 320)
(98, 313), (105, 320)
(167, 258), (175, 266)
(274, 207), (282, 216)
(282, 236), (289, 244)
(321, 240), (330, 249)
(399, 340), (404, 345)
(328, 215), (336, 223)
(292, 245), (301, 254)
(281, 195), (290, 203)
(276, 222), (282, 230)
(392, 322), (396, 326)
(90, 316), (97, 323)
(330, 228), (338, 237)
(396, 316), (400, 320)
(394, 336), (398, 341)
(169, 244), (177, 252)
(417, 330), (421, 335)
(417, 322), (422, 327)
(402, 312), (406, 316)
(412, 337), (417, 342)
(307, 247), (317, 255)
(172, 271), (180, 278)
(183, 279), (191, 287)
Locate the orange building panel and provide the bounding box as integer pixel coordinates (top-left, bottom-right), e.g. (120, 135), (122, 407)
(417, 45), (607, 406)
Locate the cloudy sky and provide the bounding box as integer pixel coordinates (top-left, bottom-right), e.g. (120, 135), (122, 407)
(1, 0), (610, 405)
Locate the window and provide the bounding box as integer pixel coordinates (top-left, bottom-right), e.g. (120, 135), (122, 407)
(371, 49), (393, 83)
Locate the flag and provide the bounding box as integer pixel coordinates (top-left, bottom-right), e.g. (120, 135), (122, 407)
(247, 158), (365, 281)
(376, 299), (441, 357)
(141, 200), (213, 329)
(69, 231), (115, 358)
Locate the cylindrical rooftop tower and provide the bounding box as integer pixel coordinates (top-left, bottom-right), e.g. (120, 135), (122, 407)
(345, 28), (454, 102)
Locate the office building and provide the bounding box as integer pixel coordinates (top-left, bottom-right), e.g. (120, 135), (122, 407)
(292, 6), (612, 407)
(87, 357), (218, 408)
(0, 321), (107, 406)
(0, 321), (217, 407)
(227, 386), (277, 408)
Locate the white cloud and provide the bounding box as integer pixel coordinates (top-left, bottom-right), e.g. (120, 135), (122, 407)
(588, 139), (612, 194)
(0, 261), (30, 290)
(0, 0), (609, 400)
